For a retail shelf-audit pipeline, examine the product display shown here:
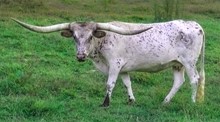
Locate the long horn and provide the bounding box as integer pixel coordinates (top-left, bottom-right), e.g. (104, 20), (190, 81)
(97, 23), (152, 35)
(12, 18), (70, 33)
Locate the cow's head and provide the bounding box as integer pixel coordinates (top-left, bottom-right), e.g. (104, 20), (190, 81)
(60, 22), (106, 62)
(12, 18), (152, 62)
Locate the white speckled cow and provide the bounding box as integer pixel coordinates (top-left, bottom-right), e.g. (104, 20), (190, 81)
(13, 19), (205, 107)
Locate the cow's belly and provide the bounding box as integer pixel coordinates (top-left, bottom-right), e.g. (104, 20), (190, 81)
(121, 60), (181, 73)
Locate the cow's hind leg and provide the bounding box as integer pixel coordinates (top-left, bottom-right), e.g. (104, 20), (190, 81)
(184, 63), (200, 103)
(121, 73), (135, 104)
(163, 66), (185, 104)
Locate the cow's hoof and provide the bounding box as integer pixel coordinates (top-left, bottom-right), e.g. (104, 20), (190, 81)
(162, 101), (170, 106)
(127, 99), (135, 105)
(100, 94), (110, 108)
(99, 103), (109, 108)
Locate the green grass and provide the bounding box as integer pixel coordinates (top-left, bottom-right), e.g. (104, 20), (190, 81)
(1, 0), (220, 121)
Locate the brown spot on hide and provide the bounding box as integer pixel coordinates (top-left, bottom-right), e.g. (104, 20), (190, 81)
(199, 29), (203, 35)
(117, 61), (120, 65)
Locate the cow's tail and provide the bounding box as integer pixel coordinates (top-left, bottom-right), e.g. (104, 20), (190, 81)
(196, 33), (205, 103)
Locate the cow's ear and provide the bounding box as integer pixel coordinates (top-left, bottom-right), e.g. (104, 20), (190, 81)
(93, 30), (106, 38)
(61, 30), (72, 38)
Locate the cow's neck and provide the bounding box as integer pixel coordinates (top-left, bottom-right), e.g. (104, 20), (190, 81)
(88, 38), (109, 74)
(88, 38), (103, 60)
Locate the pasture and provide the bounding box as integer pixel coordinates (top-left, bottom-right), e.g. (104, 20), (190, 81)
(0, 0), (220, 121)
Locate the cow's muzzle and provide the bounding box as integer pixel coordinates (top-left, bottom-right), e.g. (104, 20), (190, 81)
(77, 54), (86, 62)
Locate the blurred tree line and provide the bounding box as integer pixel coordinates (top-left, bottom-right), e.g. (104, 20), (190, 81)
(153, 0), (183, 22)
(1, 0), (219, 21)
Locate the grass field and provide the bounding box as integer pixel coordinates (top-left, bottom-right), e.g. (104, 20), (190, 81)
(0, 0), (220, 121)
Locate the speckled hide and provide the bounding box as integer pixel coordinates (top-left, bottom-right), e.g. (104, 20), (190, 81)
(92, 20), (204, 73)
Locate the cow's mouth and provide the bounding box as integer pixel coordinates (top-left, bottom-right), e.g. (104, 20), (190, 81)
(77, 58), (86, 62)
(77, 54), (86, 62)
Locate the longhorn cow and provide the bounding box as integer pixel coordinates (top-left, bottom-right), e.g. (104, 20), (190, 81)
(13, 18), (205, 107)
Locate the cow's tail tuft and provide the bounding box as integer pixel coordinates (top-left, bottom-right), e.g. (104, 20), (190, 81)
(196, 33), (205, 103)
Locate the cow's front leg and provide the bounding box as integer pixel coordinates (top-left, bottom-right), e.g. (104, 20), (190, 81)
(101, 64), (121, 107)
